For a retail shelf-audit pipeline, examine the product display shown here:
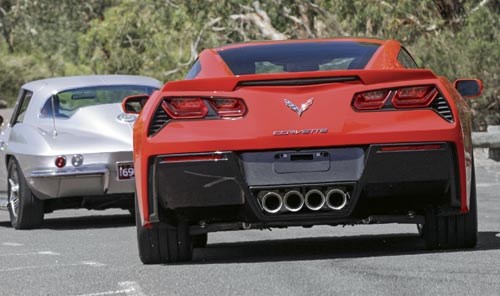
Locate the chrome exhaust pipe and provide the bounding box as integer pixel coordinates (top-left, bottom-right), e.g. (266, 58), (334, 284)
(326, 189), (348, 210)
(260, 191), (283, 214)
(283, 190), (305, 212)
(304, 189), (326, 211)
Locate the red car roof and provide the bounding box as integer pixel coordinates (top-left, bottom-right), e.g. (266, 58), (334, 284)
(194, 38), (405, 78)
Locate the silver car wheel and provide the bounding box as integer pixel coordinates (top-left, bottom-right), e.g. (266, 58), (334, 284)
(8, 175), (20, 218)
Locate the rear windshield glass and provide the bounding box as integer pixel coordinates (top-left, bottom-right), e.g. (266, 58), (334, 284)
(218, 41), (380, 75)
(41, 85), (157, 118)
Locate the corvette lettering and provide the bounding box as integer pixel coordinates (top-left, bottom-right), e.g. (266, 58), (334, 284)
(273, 128), (328, 136)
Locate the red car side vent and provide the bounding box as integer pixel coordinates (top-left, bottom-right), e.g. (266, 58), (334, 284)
(431, 95), (454, 122)
(148, 106), (170, 137)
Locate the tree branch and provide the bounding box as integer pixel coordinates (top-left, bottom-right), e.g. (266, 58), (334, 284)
(230, 1), (287, 40)
(471, 0), (491, 14)
(282, 4), (314, 38)
(163, 17), (222, 77)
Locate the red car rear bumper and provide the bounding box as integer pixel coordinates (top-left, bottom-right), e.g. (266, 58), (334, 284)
(137, 141), (464, 229)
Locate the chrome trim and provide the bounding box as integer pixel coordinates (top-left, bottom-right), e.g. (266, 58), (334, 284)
(304, 189), (326, 211)
(71, 154), (84, 167)
(103, 170), (110, 193)
(30, 165), (108, 178)
(325, 189), (349, 210)
(261, 191), (283, 214)
(283, 190), (305, 212)
(116, 113), (137, 123)
(284, 97), (313, 117)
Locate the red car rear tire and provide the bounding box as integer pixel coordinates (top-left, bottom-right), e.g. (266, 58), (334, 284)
(423, 165), (478, 249)
(192, 233), (208, 248)
(135, 197), (193, 264)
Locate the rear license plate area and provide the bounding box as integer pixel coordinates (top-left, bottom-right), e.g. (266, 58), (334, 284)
(117, 162), (134, 180)
(274, 151), (330, 173)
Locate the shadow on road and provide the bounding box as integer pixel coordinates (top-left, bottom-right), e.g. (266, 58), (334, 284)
(0, 214), (135, 230)
(190, 231), (500, 264)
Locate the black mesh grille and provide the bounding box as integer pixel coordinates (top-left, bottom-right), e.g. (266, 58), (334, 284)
(148, 104), (169, 136)
(432, 96), (454, 122)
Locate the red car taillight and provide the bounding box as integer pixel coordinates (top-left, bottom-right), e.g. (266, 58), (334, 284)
(210, 98), (247, 117)
(162, 98), (208, 119)
(161, 97), (246, 119)
(353, 85), (439, 111)
(352, 90), (390, 110)
(392, 86), (438, 108)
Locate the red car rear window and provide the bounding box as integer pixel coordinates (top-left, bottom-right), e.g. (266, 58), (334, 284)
(218, 41), (380, 75)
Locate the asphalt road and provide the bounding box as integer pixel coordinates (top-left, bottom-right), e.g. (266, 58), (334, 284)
(0, 149), (499, 296)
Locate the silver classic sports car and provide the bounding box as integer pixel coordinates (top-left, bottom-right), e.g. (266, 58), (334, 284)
(0, 75), (161, 229)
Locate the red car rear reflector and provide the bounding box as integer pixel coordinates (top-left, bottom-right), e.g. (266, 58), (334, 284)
(392, 86), (438, 108)
(162, 154), (225, 163)
(211, 98), (247, 117)
(353, 90), (389, 110)
(162, 98), (208, 119)
(379, 144), (442, 152)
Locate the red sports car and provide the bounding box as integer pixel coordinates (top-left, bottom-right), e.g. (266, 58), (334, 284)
(124, 38), (483, 264)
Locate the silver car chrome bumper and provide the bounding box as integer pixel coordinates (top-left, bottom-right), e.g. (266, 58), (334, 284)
(27, 164), (133, 200)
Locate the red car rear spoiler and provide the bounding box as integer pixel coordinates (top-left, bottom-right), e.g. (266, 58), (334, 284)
(161, 69), (438, 92)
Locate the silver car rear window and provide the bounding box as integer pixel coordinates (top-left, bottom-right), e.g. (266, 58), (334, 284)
(41, 85), (157, 118)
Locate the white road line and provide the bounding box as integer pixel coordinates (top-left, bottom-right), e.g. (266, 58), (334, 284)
(1, 242), (24, 247)
(72, 289), (134, 296)
(0, 261), (105, 272)
(0, 251), (60, 257)
(119, 282), (146, 296)
(81, 261), (106, 267)
(73, 281), (146, 296)
(477, 183), (499, 187)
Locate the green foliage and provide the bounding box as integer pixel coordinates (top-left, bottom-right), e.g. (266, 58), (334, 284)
(0, 0), (498, 129)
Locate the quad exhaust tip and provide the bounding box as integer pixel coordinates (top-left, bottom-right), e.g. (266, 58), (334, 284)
(304, 189), (326, 211)
(261, 191), (283, 214)
(326, 189), (348, 210)
(283, 190), (305, 212)
(259, 188), (349, 214)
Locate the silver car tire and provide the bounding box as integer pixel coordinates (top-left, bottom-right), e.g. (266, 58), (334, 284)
(7, 158), (44, 229)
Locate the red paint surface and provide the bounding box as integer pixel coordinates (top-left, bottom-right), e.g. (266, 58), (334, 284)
(133, 38), (474, 226)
